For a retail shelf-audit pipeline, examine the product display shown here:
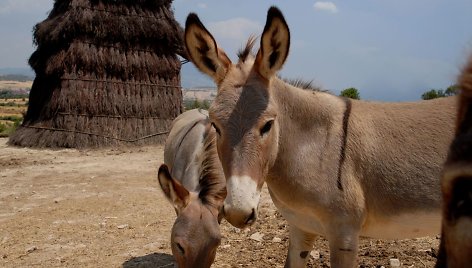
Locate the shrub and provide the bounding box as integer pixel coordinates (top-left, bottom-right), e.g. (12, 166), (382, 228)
(184, 99), (211, 110)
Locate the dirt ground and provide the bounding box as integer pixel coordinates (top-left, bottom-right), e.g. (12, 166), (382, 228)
(0, 138), (440, 267)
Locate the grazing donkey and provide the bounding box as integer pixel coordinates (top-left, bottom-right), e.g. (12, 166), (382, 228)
(184, 6), (457, 268)
(157, 109), (226, 268)
(436, 57), (472, 268)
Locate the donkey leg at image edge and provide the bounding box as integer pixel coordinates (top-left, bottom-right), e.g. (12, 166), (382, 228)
(284, 225), (317, 268)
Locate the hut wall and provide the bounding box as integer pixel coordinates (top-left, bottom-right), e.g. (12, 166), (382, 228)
(9, 0), (184, 148)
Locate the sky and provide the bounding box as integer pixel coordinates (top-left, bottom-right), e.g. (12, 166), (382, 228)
(0, 0), (471, 101)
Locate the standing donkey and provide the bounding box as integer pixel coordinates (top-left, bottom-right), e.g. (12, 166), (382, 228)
(157, 109), (226, 268)
(184, 6), (457, 268)
(436, 57), (472, 268)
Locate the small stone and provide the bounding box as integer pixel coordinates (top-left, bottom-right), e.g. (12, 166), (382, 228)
(389, 258), (401, 267)
(310, 250), (320, 260)
(221, 244), (231, 249)
(249, 232), (264, 242)
(26, 246), (37, 253)
(230, 227), (241, 233)
(2, 254), (7, 259)
(99, 222), (106, 228)
(271, 237), (282, 243)
(380, 266), (385, 268)
(117, 224), (129, 229)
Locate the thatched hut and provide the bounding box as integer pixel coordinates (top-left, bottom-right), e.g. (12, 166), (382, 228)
(9, 0), (186, 148)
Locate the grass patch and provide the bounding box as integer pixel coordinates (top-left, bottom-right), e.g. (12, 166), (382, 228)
(0, 115), (22, 137)
(0, 102), (21, 107)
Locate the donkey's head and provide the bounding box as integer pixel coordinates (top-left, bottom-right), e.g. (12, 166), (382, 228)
(184, 6), (290, 228)
(158, 164), (224, 267)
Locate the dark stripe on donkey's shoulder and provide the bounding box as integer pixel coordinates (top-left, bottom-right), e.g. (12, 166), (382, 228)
(337, 97), (352, 191)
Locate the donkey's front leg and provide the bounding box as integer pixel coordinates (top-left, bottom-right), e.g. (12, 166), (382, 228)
(284, 225), (316, 268)
(326, 225), (360, 268)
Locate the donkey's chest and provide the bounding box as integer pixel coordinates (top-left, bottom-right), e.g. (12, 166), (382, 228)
(267, 186), (327, 235)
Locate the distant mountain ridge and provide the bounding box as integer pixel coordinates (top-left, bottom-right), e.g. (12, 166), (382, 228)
(0, 68), (34, 79)
(0, 74), (32, 82)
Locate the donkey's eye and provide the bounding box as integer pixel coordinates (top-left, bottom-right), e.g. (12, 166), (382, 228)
(211, 122), (221, 136)
(260, 120), (274, 137)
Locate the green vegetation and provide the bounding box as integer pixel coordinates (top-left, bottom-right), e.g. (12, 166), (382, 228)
(184, 99), (211, 110)
(0, 115), (23, 122)
(0, 89), (29, 99)
(421, 85), (459, 100)
(0, 101), (22, 107)
(339, 87), (360, 100)
(0, 116), (22, 137)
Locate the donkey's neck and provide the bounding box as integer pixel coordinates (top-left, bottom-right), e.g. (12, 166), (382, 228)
(269, 78), (348, 182)
(272, 78), (346, 132)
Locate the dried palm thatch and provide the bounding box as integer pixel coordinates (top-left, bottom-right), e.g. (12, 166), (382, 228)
(9, 0), (186, 148)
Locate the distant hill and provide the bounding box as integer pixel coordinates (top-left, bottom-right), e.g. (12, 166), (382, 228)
(0, 68), (35, 80)
(0, 74), (32, 82)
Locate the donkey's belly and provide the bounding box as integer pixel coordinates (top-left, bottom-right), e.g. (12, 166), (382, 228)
(268, 187), (441, 239)
(361, 212), (441, 239)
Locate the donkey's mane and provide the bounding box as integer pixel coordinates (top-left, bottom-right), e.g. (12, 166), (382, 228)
(198, 125), (226, 207)
(281, 77), (330, 93)
(237, 36), (257, 63)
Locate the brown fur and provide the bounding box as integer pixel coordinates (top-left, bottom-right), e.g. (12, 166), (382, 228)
(158, 109), (226, 268)
(198, 126), (227, 208)
(185, 7), (457, 268)
(436, 56), (472, 268)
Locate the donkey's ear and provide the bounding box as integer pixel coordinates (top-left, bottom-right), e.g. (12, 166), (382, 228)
(255, 6), (290, 80)
(185, 13), (232, 85)
(158, 164), (190, 213)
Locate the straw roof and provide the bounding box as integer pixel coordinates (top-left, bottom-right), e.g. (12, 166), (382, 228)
(9, 0), (185, 148)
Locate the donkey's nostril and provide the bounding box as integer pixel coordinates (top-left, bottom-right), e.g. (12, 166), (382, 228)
(245, 208), (256, 225)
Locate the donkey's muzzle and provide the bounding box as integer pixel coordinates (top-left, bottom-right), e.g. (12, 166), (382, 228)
(223, 205), (258, 228)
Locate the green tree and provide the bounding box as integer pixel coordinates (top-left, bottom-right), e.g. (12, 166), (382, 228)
(421, 85), (459, 100)
(445, 85), (460, 96)
(339, 87), (360, 100)
(421, 89), (445, 100)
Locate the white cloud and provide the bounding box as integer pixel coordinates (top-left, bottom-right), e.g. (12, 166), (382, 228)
(313, 1), (338, 13)
(0, 0), (52, 14)
(208, 18), (262, 41)
(197, 3), (207, 9)
(205, 18), (263, 60)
